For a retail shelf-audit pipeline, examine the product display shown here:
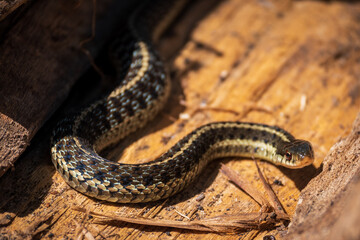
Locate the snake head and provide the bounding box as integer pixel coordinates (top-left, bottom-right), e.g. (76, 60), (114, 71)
(279, 140), (314, 168)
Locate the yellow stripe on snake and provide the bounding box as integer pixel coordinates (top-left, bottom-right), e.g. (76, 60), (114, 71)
(51, 0), (314, 203)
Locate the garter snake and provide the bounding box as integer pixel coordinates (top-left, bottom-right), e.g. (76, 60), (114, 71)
(51, 0), (314, 203)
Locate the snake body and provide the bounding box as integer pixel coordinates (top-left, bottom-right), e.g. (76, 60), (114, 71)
(51, 0), (314, 203)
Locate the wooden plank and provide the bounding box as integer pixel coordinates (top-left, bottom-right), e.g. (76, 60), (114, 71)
(1, 0), (359, 239)
(0, 0), (136, 176)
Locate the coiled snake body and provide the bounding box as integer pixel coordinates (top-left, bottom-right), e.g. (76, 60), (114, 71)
(51, 0), (314, 203)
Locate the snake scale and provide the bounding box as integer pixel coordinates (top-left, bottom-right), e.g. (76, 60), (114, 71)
(51, 0), (314, 203)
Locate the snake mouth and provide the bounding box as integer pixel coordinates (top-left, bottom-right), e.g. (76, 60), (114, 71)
(300, 156), (314, 167)
(285, 156), (314, 169)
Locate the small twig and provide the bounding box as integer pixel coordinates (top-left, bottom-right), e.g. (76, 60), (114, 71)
(161, 112), (178, 122)
(241, 102), (273, 114)
(80, 48), (106, 80)
(78, 0), (106, 80)
(174, 209), (190, 220)
(179, 99), (273, 123)
(220, 163), (272, 211)
(79, 0), (96, 47)
(255, 161), (287, 216)
(73, 207), (288, 233)
(193, 106), (242, 116)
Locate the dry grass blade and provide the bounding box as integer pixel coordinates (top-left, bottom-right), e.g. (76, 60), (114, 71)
(220, 163), (272, 211)
(73, 207), (288, 233)
(255, 161), (287, 215)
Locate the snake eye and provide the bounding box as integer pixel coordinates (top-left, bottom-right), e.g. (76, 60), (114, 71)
(285, 151), (292, 161)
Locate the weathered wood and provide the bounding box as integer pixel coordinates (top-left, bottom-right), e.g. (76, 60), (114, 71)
(0, 113), (28, 173)
(285, 114), (360, 239)
(0, 0), (360, 239)
(0, 0), (27, 21)
(0, 0), (135, 176)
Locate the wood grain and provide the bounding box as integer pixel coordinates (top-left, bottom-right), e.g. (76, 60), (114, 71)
(1, 0), (359, 239)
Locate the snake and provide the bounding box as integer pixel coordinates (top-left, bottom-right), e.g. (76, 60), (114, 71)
(51, 0), (314, 203)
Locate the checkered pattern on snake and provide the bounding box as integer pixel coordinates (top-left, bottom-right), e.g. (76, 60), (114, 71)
(51, 0), (314, 203)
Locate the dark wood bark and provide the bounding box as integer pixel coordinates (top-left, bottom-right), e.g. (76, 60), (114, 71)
(0, 0), (135, 176)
